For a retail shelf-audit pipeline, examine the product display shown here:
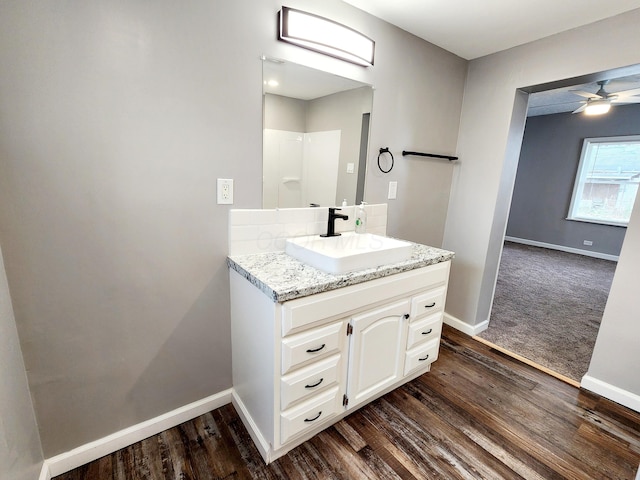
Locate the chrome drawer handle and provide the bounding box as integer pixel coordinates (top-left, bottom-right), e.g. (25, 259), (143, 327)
(424, 302), (436, 308)
(306, 344), (326, 353)
(419, 354), (430, 362)
(304, 378), (324, 389)
(304, 411), (322, 422)
(421, 328), (433, 335)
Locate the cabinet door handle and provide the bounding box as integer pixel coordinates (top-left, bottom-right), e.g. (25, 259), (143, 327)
(304, 378), (324, 389)
(306, 344), (326, 353)
(421, 328), (433, 335)
(304, 411), (322, 422)
(419, 354), (430, 361)
(403, 313), (410, 319)
(425, 302), (436, 308)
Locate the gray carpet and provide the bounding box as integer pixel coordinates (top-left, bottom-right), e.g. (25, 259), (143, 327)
(478, 241), (617, 382)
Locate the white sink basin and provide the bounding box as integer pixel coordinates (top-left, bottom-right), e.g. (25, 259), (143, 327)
(285, 232), (413, 274)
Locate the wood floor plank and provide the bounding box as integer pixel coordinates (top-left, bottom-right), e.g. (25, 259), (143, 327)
(345, 409), (432, 479)
(425, 348), (606, 478)
(53, 325), (640, 480)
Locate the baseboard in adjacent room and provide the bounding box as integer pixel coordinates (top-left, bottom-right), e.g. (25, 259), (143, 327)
(504, 236), (619, 262)
(443, 312), (489, 336)
(45, 389), (233, 477)
(581, 375), (640, 413)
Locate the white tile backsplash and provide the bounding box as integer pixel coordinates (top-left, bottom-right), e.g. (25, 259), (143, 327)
(228, 204), (388, 255)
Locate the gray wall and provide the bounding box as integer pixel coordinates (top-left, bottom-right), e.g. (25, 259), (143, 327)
(0, 0), (466, 457)
(263, 94), (306, 132)
(442, 10), (640, 404)
(0, 245), (43, 480)
(506, 104), (640, 256)
(587, 186), (640, 396)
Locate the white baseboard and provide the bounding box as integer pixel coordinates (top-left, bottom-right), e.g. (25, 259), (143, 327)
(581, 375), (640, 413)
(45, 388), (233, 477)
(504, 236), (619, 262)
(231, 391), (272, 463)
(443, 312), (489, 336)
(38, 462), (51, 480)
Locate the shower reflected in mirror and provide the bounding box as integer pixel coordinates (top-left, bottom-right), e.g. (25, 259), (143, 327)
(262, 57), (373, 208)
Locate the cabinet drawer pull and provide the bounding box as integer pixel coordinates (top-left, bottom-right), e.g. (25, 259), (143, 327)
(403, 313), (410, 319)
(425, 302), (436, 308)
(306, 344), (326, 353)
(419, 354), (430, 362)
(304, 411), (322, 422)
(421, 328), (433, 336)
(304, 378), (324, 389)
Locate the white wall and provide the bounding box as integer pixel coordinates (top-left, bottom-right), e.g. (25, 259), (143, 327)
(0, 0), (466, 457)
(443, 10), (640, 401)
(0, 244), (44, 480)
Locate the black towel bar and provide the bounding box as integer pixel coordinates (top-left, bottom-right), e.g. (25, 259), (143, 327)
(402, 150), (458, 161)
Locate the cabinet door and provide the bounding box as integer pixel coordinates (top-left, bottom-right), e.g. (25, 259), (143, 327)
(346, 299), (410, 408)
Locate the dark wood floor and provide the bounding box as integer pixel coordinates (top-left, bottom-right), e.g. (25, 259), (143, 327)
(55, 325), (640, 479)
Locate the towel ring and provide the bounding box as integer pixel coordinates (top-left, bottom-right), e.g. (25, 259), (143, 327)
(378, 147), (394, 173)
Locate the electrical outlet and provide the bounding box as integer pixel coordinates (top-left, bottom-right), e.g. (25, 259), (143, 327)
(583, 240), (593, 246)
(217, 178), (234, 204)
(388, 181), (398, 200)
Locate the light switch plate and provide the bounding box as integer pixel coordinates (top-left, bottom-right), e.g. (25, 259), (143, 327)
(217, 178), (234, 204)
(388, 181), (398, 199)
(346, 162), (355, 174)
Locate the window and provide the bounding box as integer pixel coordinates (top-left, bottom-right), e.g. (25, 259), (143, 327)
(568, 136), (640, 227)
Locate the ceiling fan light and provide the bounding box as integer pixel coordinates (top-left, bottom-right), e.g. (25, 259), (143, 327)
(584, 99), (611, 115)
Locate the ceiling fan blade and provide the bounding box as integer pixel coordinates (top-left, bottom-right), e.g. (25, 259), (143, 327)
(613, 87), (640, 99)
(572, 104), (588, 113)
(569, 89), (600, 99)
(612, 96), (640, 104)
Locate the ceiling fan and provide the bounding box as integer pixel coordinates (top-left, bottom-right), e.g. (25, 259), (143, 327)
(571, 80), (640, 115)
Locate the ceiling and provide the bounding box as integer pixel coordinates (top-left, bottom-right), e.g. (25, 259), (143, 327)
(528, 75), (640, 116)
(262, 58), (368, 100)
(342, 0), (640, 60)
(340, 0), (640, 116)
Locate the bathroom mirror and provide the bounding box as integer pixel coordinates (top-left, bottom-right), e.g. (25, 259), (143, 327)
(262, 57), (373, 208)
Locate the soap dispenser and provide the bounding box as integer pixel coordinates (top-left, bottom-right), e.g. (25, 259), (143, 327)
(355, 202), (367, 234)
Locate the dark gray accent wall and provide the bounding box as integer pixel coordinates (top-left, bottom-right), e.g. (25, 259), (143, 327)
(506, 103), (640, 256)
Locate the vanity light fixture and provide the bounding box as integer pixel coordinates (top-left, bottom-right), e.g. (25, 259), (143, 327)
(584, 99), (612, 115)
(278, 6), (375, 67)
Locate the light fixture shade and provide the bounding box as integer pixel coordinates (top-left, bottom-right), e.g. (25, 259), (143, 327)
(278, 7), (375, 67)
(584, 99), (611, 115)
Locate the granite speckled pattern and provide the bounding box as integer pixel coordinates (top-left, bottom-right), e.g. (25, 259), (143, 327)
(227, 243), (454, 302)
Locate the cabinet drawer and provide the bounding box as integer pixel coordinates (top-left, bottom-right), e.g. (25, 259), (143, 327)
(281, 321), (346, 375)
(406, 313), (442, 350)
(280, 354), (342, 410)
(410, 286), (446, 320)
(282, 261), (450, 336)
(280, 386), (342, 444)
(404, 339), (440, 376)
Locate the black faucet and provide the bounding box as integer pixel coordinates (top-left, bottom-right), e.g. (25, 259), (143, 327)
(321, 207), (349, 237)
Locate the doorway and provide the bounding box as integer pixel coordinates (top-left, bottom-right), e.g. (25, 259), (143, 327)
(477, 72), (640, 385)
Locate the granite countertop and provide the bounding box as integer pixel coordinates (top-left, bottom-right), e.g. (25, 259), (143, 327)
(227, 242), (454, 303)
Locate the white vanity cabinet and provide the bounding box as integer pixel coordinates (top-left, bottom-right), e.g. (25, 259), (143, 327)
(229, 259), (450, 463)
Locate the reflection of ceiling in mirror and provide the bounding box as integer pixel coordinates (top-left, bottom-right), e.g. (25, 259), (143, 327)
(263, 58), (370, 100)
